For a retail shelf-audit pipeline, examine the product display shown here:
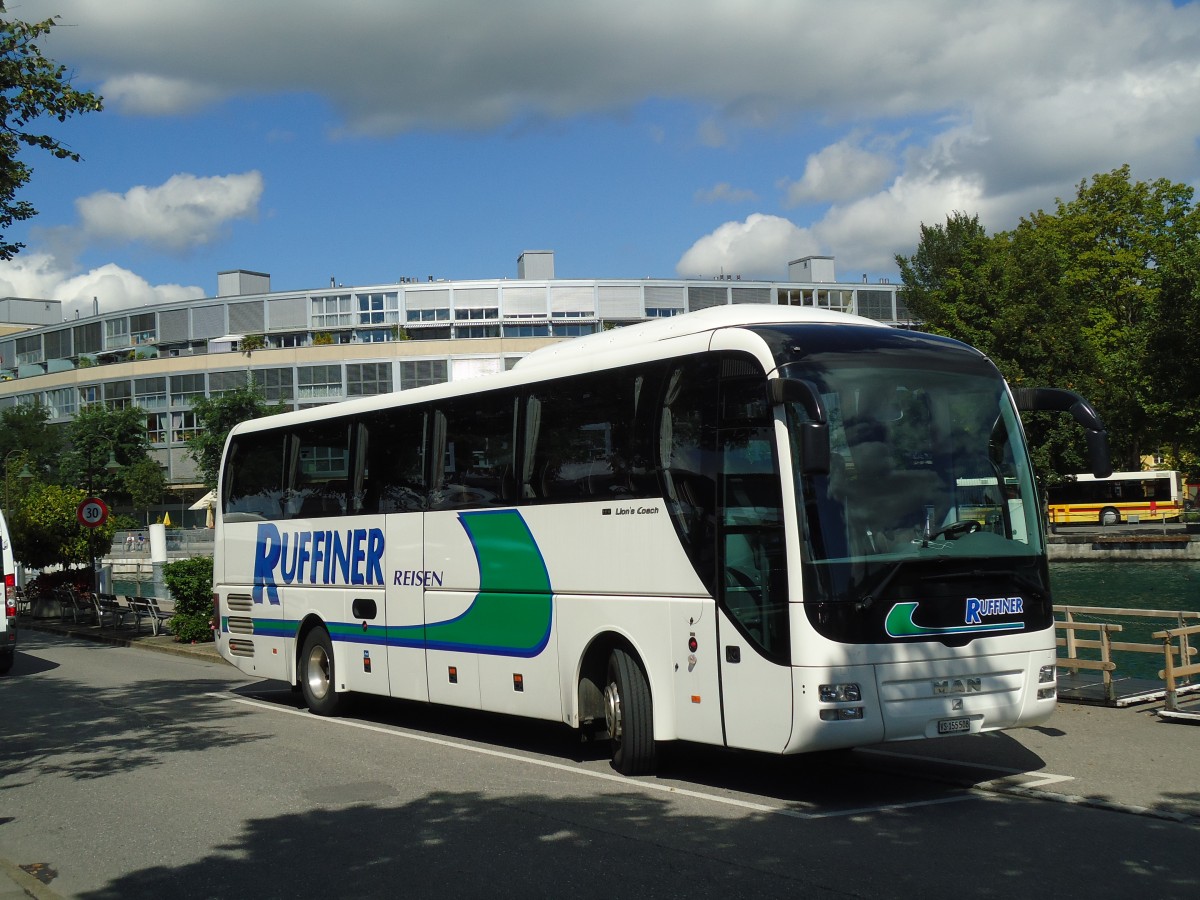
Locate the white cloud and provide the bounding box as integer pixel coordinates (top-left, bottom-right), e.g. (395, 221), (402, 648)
(0, 253), (203, 318)
(99, 73), (223, 116)
(75, 172), (264, 251)
(784, 140), (895, 205)
(675, 214), (819, 280)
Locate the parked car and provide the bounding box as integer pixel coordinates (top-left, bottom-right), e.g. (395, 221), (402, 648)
(1, 508), (16, 674)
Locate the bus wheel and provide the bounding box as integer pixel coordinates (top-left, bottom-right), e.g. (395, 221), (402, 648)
(300, 627), (342, 716)
(604, 648), (656, 775)
(1099, 507), (1120, 526)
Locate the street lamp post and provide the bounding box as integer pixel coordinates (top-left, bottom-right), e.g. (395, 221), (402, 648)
(3, 449), (32, 516)
(85, 445), (122, 595)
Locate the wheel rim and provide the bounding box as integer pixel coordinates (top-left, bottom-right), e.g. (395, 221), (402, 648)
(305, 642), (331, 700)
(604, 680), (622, 742)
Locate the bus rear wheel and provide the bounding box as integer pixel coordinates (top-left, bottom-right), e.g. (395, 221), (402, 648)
(300, 627), (342, 716)
(604, 648), (656, 775)
(1099, 507), (1120, 526)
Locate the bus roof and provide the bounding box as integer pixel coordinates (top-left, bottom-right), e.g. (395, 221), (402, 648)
(227, 305), (890, 438)
(515, 304), (888, 370)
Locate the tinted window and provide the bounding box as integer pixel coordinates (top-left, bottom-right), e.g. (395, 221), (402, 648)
(524, 366), (662, 503)
(361, 408), (427, 513)
(224, 432), (288, 520)
(430, 392), (516, 509)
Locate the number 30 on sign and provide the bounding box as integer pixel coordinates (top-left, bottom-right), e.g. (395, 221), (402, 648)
(77, 497), (109, 527)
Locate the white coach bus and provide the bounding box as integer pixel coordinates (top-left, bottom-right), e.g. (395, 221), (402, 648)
(212, 306), (1110, 774)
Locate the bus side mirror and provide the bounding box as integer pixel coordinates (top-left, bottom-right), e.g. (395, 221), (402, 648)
(769, 377), (830, 475)
(1012, 387), (1113, 479)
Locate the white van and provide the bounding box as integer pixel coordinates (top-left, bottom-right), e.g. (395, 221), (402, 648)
(1, 508), (16, 674)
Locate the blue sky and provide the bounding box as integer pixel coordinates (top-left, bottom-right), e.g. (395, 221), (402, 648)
(3, 0), (1199, 318)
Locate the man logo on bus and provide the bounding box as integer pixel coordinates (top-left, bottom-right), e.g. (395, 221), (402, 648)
(253, 522), (385, 604)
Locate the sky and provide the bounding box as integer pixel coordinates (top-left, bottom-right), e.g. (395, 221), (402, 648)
(2, 0), (1199, 319)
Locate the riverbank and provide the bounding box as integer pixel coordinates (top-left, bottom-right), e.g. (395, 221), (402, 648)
(1047, 523), (1200, 560)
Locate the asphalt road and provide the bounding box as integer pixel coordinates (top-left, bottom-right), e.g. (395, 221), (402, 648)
(1, 630), (1197, 899)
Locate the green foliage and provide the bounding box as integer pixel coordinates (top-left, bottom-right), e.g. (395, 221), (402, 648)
(897, 166), (1200, 479)
(163, 555), (214, 643)
(185, 382), (288, 490)
(0, 4), (104, 259)
(240, 333), (266, 350)
(313, 331), (334, 345)
(122, 456), (166, 515)
(0, 402), (60, 480)
(61, 404), (152, 499)
(9, 481), (114, 569)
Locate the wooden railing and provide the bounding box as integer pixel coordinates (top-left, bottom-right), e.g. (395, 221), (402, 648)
(1054, 605), (1200, 704)
(1153, 623), (1200, 712)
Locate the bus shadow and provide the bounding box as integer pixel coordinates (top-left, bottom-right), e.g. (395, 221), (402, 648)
(230, 682), (1048, 808)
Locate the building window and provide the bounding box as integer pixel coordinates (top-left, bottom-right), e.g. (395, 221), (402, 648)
(399, 359), (448, 389)
(170, 373), (206, 407)
(78, 385), (100, 408)
(356, 292), (399, 325)
(251, 367), (295, 403)
(455, 307), (499, 321)
(645, 307), (681, 318)
(356, 329), (392, 343)
(130, 312), (156, 345)
(455, 324), (500, 339)
(104, 318), (130, 350)
(347, 363), (391, 397)
(503, 323), (550, 338)
(298, 365), (342, 401)
(15, 335), (43, 366)
(133, 376), (167, 411)
(312, 294), (353, 329)
(271, 332), (307, 349)
(406, 308), (450, 323)
(104, 380), (132, 409)
(171, 410), (201, 443)
(147, 413), (168, 444)
(552, 323), (596, 337)
(47, 387), (76, 418)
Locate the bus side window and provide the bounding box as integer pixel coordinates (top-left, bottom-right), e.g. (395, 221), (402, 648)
(525, 367), (656, 503)
(288, 421), (351, 518)
(360, 408), (427, 513)
(223, 431), (288, 521)
(430, 391), (516, 510)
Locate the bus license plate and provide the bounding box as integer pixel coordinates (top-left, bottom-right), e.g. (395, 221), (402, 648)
(937, 717), (971, 734)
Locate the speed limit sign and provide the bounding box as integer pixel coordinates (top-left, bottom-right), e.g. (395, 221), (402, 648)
(77, 497), (109, 527)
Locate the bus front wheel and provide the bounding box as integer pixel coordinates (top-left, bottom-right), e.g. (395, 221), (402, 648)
(604, 648), (656, 775)
(1099, 507), (1120, 527)
(300, 627), (342, 716)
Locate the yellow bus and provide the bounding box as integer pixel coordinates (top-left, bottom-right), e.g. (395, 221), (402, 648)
(1047, 470), (1184, 526)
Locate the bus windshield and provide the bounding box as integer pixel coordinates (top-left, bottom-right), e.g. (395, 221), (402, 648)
(757, 325), (1048, 642)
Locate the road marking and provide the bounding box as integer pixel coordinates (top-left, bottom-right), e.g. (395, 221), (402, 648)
(211, 692), (981, 820)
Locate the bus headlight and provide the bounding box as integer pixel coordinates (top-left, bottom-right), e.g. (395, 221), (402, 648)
(819, 682), (862, 702)
(1038, 664), (1055, 684)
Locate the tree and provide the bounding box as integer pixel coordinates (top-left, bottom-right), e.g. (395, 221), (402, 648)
(0, 402), (61, 479)
(0, 2), (103, 259)
(123, 457), (166, 523)
(897, 167), (1200, 478)
(61, 404), (152, 500)
(163, 555), (214, 643)
(185, 382), (288, 490)
(9, 480), (112, 570)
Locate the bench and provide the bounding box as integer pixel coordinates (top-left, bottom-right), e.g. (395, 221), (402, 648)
(125, 596), (173, 636)
(57, 587), (95, 624)
(92, 593), (135, 629)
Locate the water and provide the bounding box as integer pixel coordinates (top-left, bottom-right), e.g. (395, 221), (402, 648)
(1049, 560), (1200, 680)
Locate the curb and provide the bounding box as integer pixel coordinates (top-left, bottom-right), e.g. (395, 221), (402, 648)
(20, 619), (225, 663)
(0, 858), (64, 900)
